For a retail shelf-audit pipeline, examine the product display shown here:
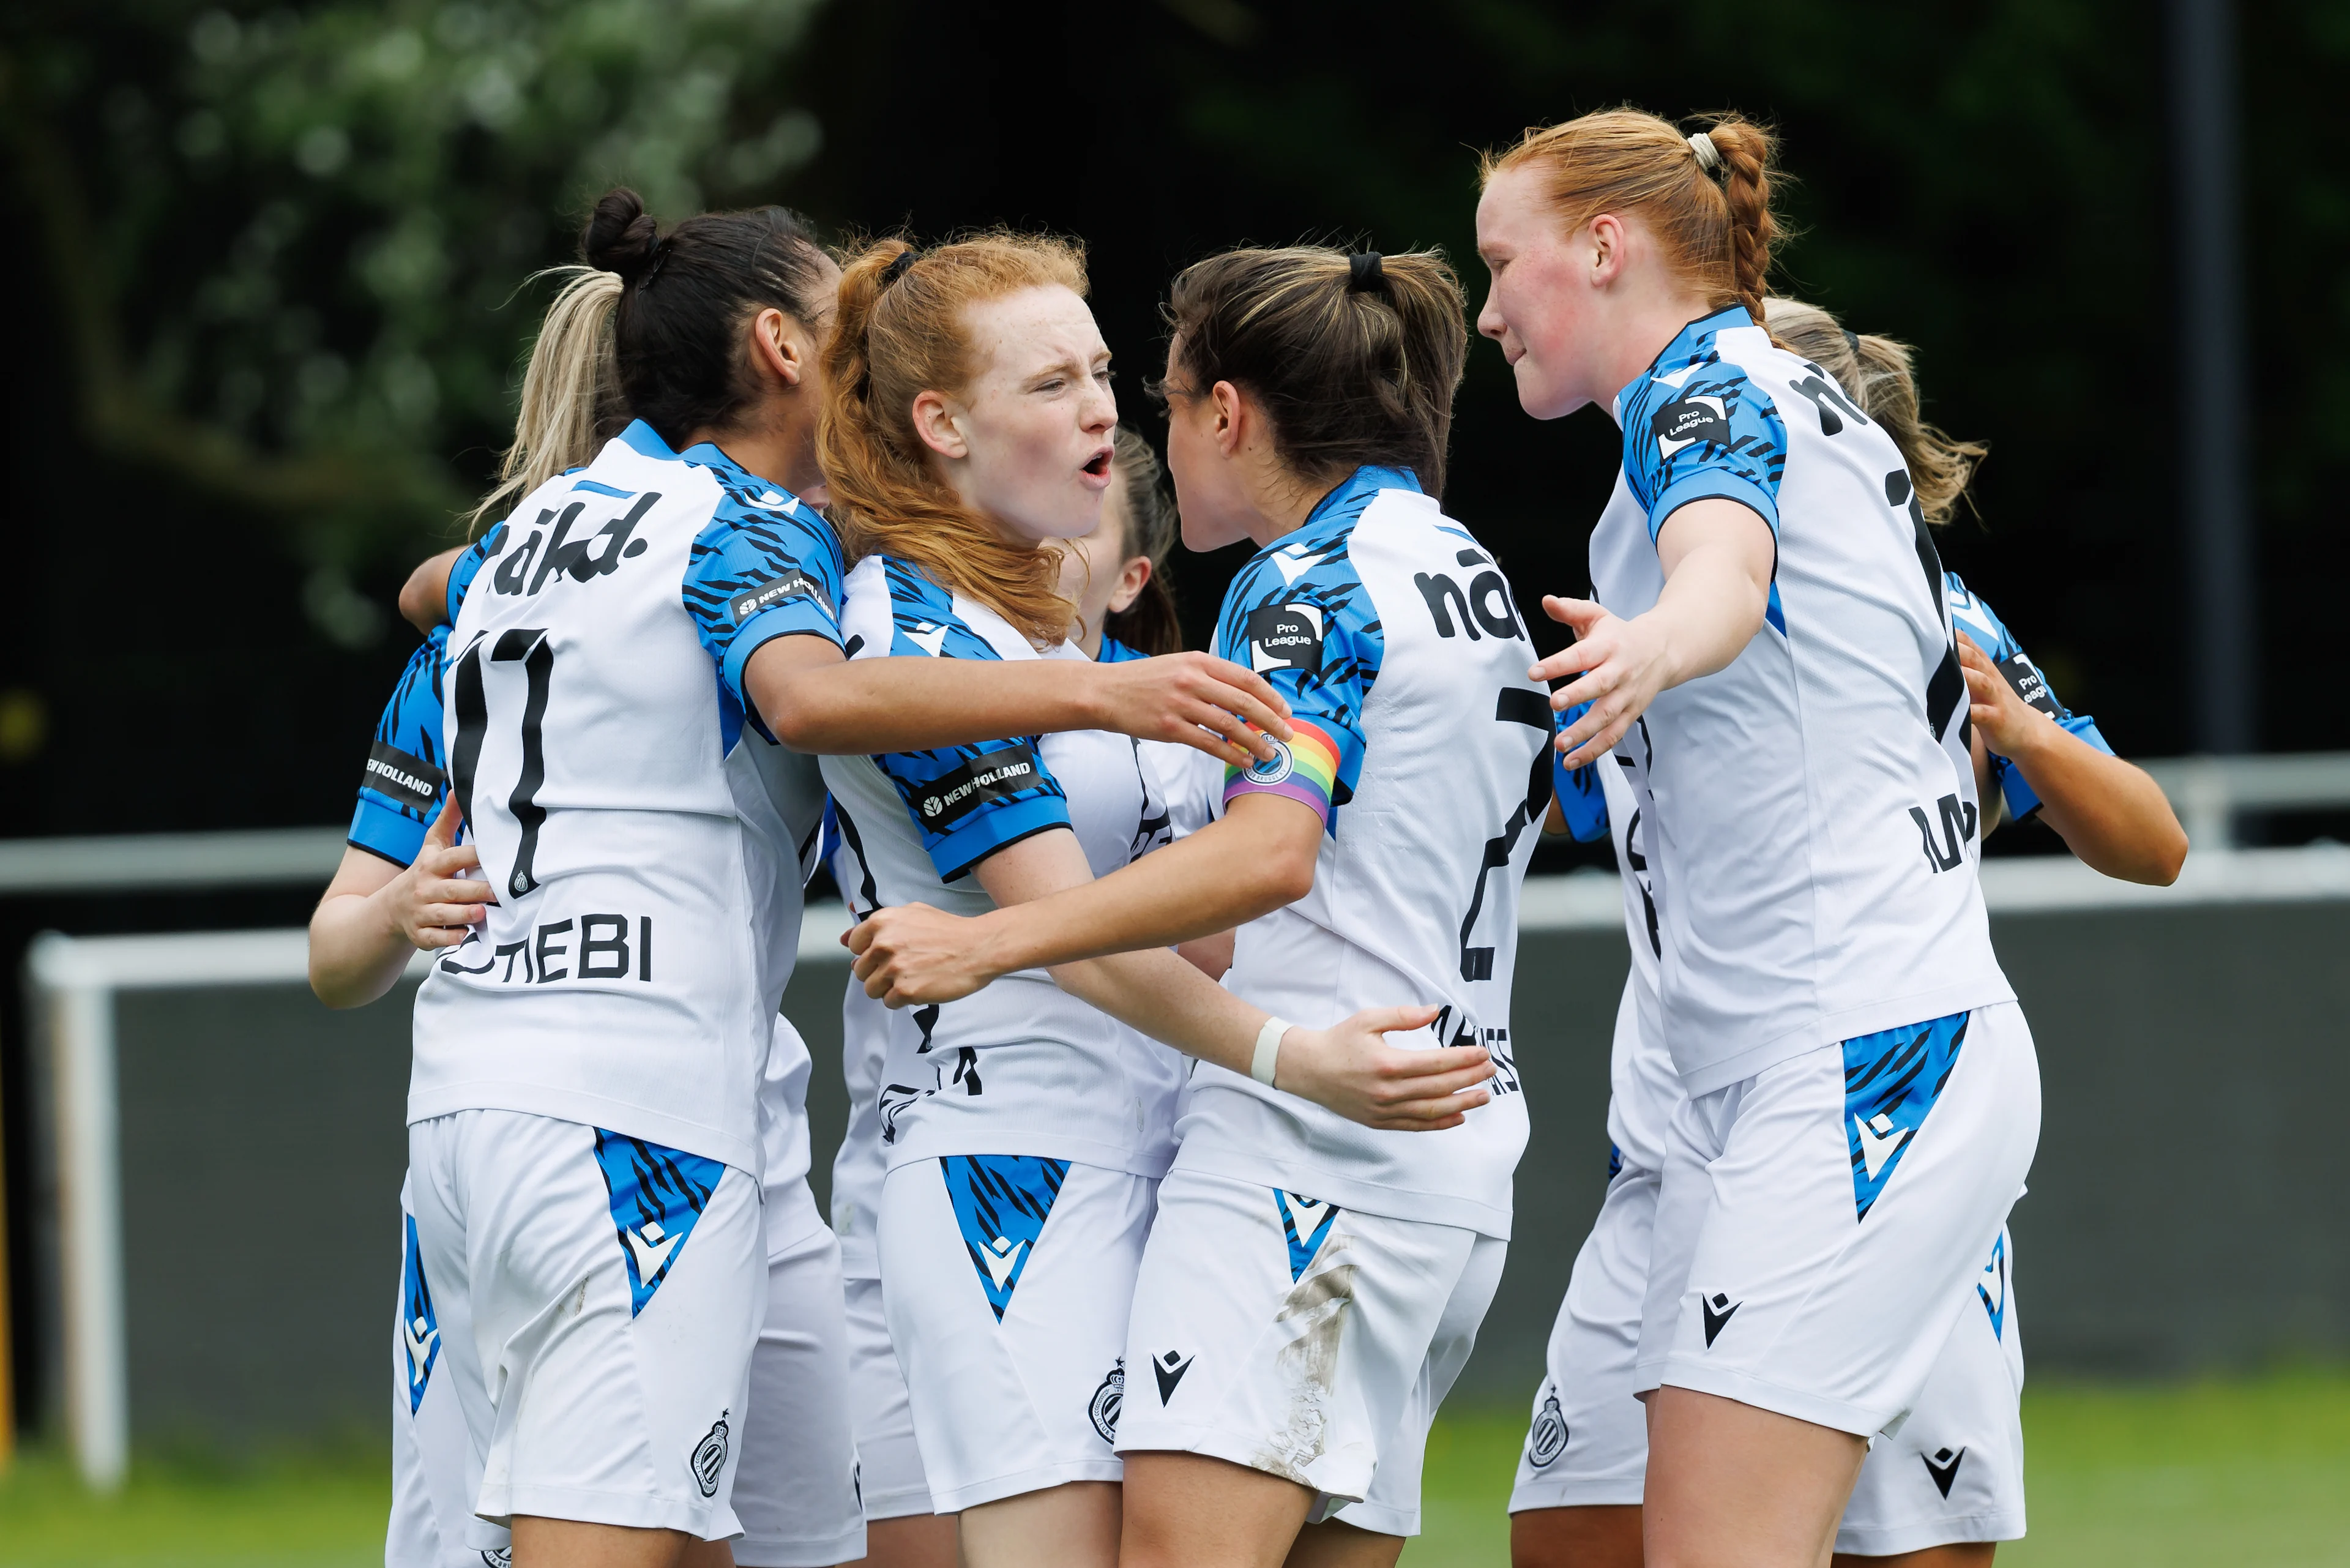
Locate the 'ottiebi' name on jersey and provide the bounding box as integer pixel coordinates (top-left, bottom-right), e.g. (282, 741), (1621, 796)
(411, 421), (841, 1175)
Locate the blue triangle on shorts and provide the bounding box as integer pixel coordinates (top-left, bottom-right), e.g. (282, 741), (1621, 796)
(1842, 1010), (1969, 1222)
(594, 1129), (725, 1316)
(943, 1155), (1067, 1321)
(1977, 1230), (2009, 1340)
(400, 1212), (441, 1413)
(1275, 1190), (1341, 1281)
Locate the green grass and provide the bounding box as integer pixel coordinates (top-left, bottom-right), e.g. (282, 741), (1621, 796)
(1406, 1369), (2350, 1567)
(2, 1374), (2346, 1566)
(0, 1442), (390, 1568)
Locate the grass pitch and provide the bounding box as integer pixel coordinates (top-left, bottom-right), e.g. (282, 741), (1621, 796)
(1, 1372), (2344, 1566)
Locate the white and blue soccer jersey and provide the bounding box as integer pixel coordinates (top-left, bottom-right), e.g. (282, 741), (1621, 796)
(1103, 633), (1225, 839)
(409, 420), (837, 1174)
(1174, 466), (1550, 1239)
(1591, 308), (2012, 1096)
(349, 627), (450, 866)
(1944, 572), (2114, 823)
(819, 556), (1184, 1179)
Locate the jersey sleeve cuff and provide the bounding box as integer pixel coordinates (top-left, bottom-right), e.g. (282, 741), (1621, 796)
(350, 796), (428, 868)
(720, 606), (845, 706)
(1999, 714), (2113, 823)
(928, 796), (1073, 883)
(1649, 471), (1780, 542)
(1221, 718), (1350, 831)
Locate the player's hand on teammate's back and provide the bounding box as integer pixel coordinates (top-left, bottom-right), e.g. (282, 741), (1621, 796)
(1956, 632), (2050, 759)
(1097, 651), (1295, 766)
(1274, 1005), (1497, 1130)
(848, 902), (991, 1006)
(385, 797), (494, 949)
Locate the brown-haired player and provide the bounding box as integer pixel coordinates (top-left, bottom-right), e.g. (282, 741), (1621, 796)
(848, 242), (1544, 1568)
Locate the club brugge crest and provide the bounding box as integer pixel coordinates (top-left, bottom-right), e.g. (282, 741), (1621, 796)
(1089, 1358), (1125, 1444)
(1528, 1389), (1569, 1468)
(690, 1411), (731, 1497)
(1245, 739), (1296, 787)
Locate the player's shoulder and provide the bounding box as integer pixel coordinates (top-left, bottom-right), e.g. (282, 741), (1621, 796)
(1942, 569), (2018, 657)
(859, 555), (1012, 662)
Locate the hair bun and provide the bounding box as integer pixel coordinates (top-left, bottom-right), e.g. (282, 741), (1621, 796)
(582, 188), (660, 281)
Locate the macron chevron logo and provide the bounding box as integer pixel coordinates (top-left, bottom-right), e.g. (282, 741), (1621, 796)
(906, 623), (950, 657)
(624, 1220), (682, 1282)
(1853, 1113), (1911, 1181)
(1272, 549), (1326, 586)
(979, 1235), (1025, 1291)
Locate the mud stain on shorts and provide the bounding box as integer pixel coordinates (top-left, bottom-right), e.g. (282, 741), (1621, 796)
(1253, 1238), (1356, 1484)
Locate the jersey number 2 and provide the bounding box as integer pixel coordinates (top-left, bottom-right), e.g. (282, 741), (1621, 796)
(451, 629), (556, 898)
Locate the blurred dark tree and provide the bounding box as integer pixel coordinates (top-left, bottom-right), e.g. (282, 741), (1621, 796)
(4, 0), (824, 638)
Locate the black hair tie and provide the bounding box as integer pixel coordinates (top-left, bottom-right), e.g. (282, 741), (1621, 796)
(1843, 327), (1862, 359)
(640, 231), (669, 287)
(1348, 251), (1387, 293)
(881, 248), (917, 287)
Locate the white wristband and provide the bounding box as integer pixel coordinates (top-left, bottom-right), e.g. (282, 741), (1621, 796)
(1251, 1017), (1290, 1087)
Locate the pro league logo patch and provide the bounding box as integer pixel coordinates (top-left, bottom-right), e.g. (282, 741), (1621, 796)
(1651, 394), (1730, 457)
(1995, 651), (2063, 718)
(1245, 603), (1322, 674)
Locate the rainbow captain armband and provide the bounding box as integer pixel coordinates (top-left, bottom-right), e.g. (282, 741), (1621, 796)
(1223, 719), (1346, 826)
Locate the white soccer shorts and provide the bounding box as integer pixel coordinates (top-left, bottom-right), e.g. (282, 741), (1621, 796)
(1507, 1154), (2028, 1551)
(843, 1272), (933, 1520)
(1838, 1225), (2027, 1553)
(876, 1157), (1152, 1512)
(1507, 1159), (1659, 1512)
(388, 1174), (509, 1568)
(407, 1110), (764, 1542)
(1116, 1167), (1505, 1534)
(731, 1214), (866, 1566)
(1636, 1001), (2040, 1437)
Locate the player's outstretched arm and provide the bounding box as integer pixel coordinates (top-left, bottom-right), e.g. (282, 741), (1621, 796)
(1534, 498), (1777, 768)
(743, 633), (1292, 767)
(1958, 634), (2186, 885)
(963, 826), (1491, 1130)
(849, 793), (1318, 1005)
(307, 799), (493, 1008)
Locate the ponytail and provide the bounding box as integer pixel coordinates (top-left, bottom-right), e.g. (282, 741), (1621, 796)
(465, 266), (624, 536)
(1101, 427), (1183, 656)
(818, 233), (1091, 648)
(1481, 108), (1783, 327)
(1702, 118), (1778, 324)
(1762, 297), (1986, 527)
(1162, 245), (1467, 497)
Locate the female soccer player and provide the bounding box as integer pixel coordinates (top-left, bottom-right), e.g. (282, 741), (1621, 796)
(820, 426), (1214, 1568)
(846, 242), (1543, 1568)
(1473, 113), (2043, 1568)
(1506, 297), (2184, 1568)
(815, 232), (1493, 1568)
(350, 185), (1318, 1565)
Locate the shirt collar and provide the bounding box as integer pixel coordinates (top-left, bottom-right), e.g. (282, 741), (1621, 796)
(1611, 304), (1756, 424)
(1266, 463), (1421, 556)
(618, 418), (677, 460)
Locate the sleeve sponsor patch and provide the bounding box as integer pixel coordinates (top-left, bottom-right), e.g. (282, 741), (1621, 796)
(1244, 602), (1324, 674)
(1651, 395), (1731, 457)
(1995, 652), (2062, 718)
(362, 742), (441, 813)
(731, 570), (818, 624)
(912, 745), (1044, 831)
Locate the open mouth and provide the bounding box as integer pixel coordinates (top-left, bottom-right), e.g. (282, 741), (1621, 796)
(1081, 446), (1113, 480)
